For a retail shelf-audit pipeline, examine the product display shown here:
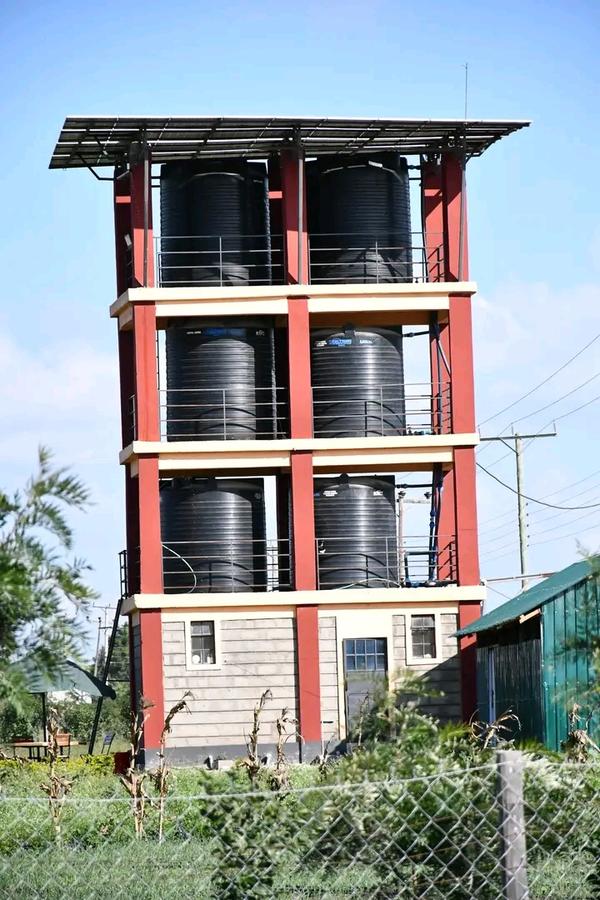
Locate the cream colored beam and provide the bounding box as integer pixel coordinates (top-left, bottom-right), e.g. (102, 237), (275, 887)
(121, 583), (486, 614)
(110, 281), (477, 320)
(119, 433), (479, 471)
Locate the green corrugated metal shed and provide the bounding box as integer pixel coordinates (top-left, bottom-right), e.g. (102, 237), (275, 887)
(456, 558), (593, 637)
(458, 558), (599, 750)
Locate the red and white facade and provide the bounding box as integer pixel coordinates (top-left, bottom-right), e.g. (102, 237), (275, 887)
(51, 116), (528, 762)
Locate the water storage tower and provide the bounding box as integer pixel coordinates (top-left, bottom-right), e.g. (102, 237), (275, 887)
(160, 477), (266, 593)
(307, 152), (412, 283)
(51, 114), (529, 762)
(165, 319), (277, 440)
(160, 160), (269, 286)
(314, 475), (398, 589)
(311, 325), (405, 437)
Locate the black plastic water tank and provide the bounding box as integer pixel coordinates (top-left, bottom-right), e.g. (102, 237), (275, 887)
(160, 478), (266, 593)
(314, 475), (398, 589)
(311, 326), (405, 437)
(165, 319), (277, 441)
(160, 160), (269, 286)
(308, 153), (412, 283)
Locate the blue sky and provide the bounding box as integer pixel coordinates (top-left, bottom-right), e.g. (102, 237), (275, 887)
(0, 0), (599, 627)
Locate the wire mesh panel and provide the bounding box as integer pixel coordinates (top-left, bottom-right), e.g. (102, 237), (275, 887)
(0, 761), (598, 899)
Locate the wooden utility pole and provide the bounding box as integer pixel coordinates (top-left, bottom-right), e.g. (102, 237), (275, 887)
(479, 430), (556, 590)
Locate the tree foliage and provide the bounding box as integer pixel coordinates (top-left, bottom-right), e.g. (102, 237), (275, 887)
(0, 447), (96, 704)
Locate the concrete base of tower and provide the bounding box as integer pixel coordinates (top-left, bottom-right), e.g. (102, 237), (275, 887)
(127, 599), (476, 767)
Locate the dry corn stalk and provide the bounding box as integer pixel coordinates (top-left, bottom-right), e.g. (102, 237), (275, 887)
(270, 706), (299, 791)
(241, 689), (272, 785)
(39, 711), (73, 845)
(149, 691), (193, 841)
(119, 696), (153, 838)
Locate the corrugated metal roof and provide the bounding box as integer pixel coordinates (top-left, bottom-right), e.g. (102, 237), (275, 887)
(48, 115), (530, 169)
(457, 558), (596, 637)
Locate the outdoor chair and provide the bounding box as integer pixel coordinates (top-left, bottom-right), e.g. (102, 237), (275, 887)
(101, 732), (115, 754)
(56, 732), (71, 759)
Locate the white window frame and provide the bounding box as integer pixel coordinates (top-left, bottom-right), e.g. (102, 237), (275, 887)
(405, 612), (443, 666)
(184, 618), (222, 671)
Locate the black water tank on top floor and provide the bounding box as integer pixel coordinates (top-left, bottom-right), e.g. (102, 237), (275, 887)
(165, 319), (277, 441)
(308, 153), (412, 283)
(160, 160), (269, 286)
(160, 478), (266, 593)
(311, 326), (405, 437)
(314, 475), (398, 589)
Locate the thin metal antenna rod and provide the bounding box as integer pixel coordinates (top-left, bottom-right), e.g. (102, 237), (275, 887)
(464, 63), (469, 120)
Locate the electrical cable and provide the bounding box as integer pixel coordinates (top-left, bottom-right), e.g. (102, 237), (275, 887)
(480, 484), (600, 546)
(480, 391), (600, 471)
(477, 463), (600, 510)
(478, 328), (600, 427)
(509, 370), (600, 426)
(483, 518), (600, 564)
(479, 467), (600, 527)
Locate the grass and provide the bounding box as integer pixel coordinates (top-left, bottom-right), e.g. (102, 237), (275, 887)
(0, 750), (598, 899)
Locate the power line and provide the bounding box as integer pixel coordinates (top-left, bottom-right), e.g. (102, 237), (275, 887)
(480, 485), (600, 546)
(509, 370), (600, 426)
(483, 518), (600, 564)
(478, 328), (600, 427)
(478, 467), (600, 528)
(477, 463), (600, 510)
(480, 390), (600, 472)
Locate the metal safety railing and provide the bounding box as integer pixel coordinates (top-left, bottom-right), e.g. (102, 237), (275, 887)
(315, 535), (457, 590)
(156, 234), (285, 287)
(308, 231), (444, 284)
(128, 383), (450, 443)
(154, 231), (445, 286)
(312, 382), (451, 438)
(158, 386), (289, 442)
(120, 535), (455, 597)
(161, 538), (291, 594)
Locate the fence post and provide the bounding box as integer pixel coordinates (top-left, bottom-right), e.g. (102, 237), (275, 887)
(496, 750), (529, 900)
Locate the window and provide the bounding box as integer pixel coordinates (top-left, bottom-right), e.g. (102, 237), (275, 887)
(410, 615), (437, 660)
(190, 621), (216, 666)
(344, 638), (387, 672)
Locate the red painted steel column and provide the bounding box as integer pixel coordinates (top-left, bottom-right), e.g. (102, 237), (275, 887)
(423, 160), (451, 435)
(296, 606), (322, 743)
(114, 165), (131, 296)
(421, 158), (445, 282)
(448, 292), (479, 582)
(280, 148), (309, 285)
(441, 155), (480, 720)
(458, 601), (480, 721)
(282, 144), (321, 741)
(130, 150), (155, 288)
(131, 297), (164, 748)
(441, 153), (469, 282)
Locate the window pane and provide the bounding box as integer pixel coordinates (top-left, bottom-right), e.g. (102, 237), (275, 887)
(366, 655), (376, 670)
(410, 615), (436, 659)
(356, 655), (366, 670)
(376, 654), (386, 670)
(190, 621), (215, 664)
(375, 639), (386, 654)
(366, 639), (376, 654)
(346, 640), (355, 655)
(346, 656), (356, 671)
(356, 639), (366, 654)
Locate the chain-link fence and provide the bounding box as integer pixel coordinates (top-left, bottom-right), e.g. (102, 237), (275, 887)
(0, 754), (598, 899)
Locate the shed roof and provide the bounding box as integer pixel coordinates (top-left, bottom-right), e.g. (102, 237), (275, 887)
(49, 116), (530, 169)
(457, 558), (596, 637)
